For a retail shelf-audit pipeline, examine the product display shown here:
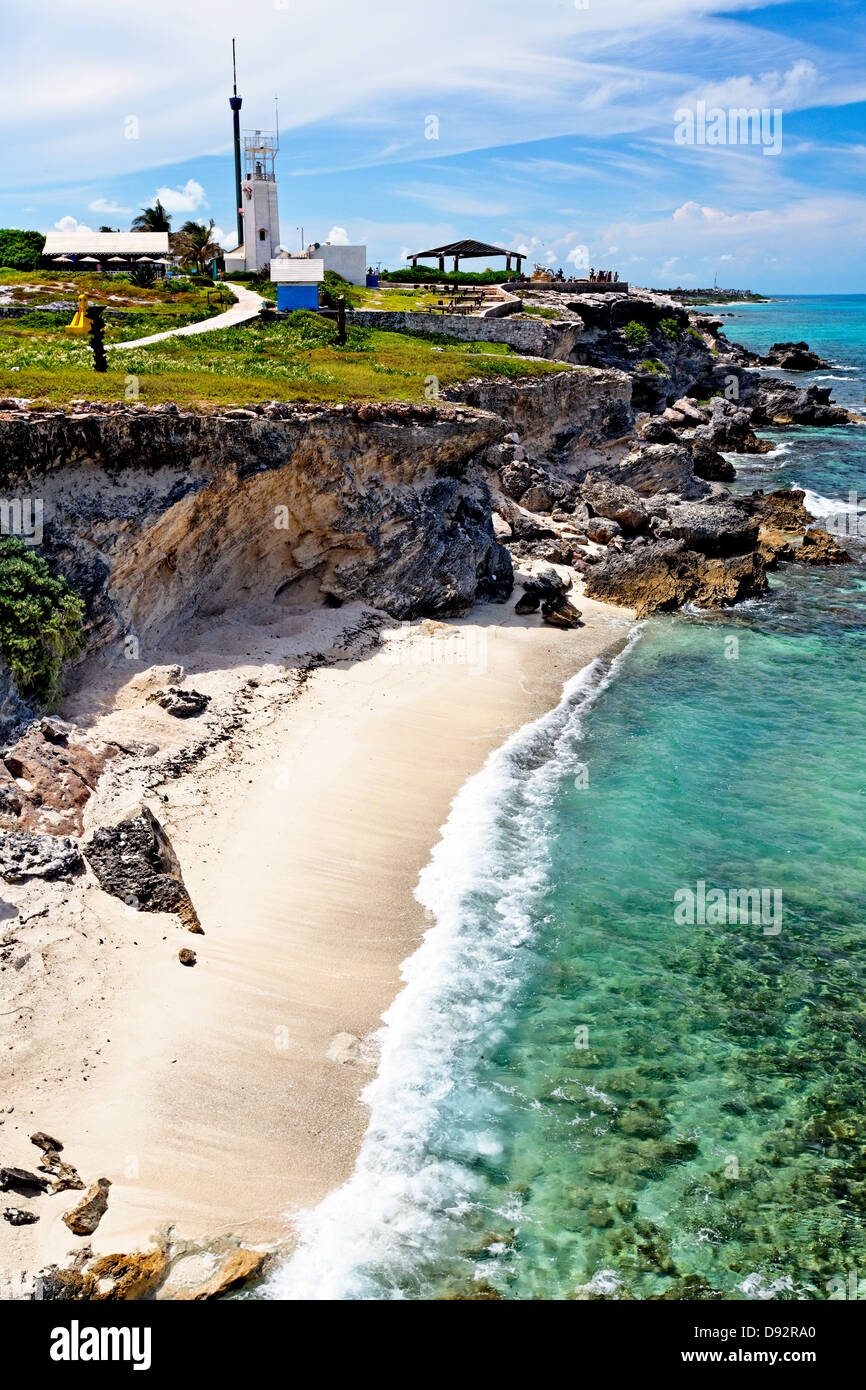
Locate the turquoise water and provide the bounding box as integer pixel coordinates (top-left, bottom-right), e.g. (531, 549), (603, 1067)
(270, 296), (866, 1301)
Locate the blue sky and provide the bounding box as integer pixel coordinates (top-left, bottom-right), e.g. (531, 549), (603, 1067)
(4, 0), (865, 290)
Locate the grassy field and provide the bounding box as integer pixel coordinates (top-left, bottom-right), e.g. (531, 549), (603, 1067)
(0, 308), (568, 408)
(353, 284), (488, 312)
(0, 269), (230, 344)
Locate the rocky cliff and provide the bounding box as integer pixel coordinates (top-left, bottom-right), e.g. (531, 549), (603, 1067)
(0, 293), (858, 731)
(0, 399), (512, 665)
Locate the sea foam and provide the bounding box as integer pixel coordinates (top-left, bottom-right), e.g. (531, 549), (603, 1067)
(264, 631), (640, 1300)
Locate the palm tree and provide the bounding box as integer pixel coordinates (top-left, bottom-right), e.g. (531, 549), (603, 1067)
(171, 219), (223, 275)
(130, 200), (171, 233)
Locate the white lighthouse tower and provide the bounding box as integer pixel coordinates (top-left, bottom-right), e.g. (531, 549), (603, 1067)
(225, 128), (282, 274)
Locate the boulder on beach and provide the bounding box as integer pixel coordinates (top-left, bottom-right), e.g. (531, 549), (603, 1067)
(84, 804), (201, 931)
(62, 1178), (111, 1236)
(0, 831), (83, 884)
(541, 594), (583, 629)
(147, 687), (210, 719)
(0, 1166), (51, 1197)
(3, 1208), (39, 1226)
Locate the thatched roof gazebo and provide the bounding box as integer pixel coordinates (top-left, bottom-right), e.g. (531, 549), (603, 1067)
(405, 238), (525, 274)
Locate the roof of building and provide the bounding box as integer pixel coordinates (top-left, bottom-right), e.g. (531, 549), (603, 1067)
(42, 232), (171, 256)
(406, 238), (523, 260)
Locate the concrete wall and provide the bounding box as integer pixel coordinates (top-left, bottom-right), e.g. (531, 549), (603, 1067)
(318, 244), (367, 286)
(347, 308), (580, 360)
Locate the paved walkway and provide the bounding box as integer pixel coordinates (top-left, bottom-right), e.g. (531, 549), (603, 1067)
(106, 282), (264, 350)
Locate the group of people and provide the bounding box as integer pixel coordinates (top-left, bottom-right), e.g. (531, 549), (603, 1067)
(589, 269), (619, 282)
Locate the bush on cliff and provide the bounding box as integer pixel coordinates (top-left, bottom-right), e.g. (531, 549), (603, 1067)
(0, 229), (46, 271)
(623, 320), (651, 349)
(0, 538), (85, 702)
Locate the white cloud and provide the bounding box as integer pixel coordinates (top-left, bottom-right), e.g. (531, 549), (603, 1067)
(54, 215), (94, 234)
(154, 179), (208, 214)
(9, 0), (862, 189)
(604, 193), (866, 285)
(88, 196), (131, 216)
(326, 225), (349, 244)
(677, 60), (821, 116)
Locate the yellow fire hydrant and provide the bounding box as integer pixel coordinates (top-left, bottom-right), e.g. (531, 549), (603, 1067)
(65, 293), (92, 335)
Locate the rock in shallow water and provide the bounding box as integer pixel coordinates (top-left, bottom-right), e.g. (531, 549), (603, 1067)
(584, 539), (767, 617)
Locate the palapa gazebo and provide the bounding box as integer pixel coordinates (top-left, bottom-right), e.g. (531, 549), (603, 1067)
(405, 238), (525, 274)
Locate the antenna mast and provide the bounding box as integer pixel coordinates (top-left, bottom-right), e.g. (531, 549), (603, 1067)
(229, 38), (244, 248)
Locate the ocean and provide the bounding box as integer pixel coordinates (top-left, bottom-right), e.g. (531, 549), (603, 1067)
(267, 296), (866, 1301)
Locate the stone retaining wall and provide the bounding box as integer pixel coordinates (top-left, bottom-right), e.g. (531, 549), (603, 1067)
(347, 309), (580, 360)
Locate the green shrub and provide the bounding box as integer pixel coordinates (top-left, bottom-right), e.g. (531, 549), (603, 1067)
(278, 309), (370, 351)
(659, 317), (681, 342)
(381, 266), (520, 286)
(0, 538), (85, 702)
(0, 229), (46, 271)
(639, 358), (670, 376)
(321, 270), (359, 311)
(623, 320), (650, 349)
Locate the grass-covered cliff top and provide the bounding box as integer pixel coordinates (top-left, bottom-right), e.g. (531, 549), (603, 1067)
(0, 308), (567, 408)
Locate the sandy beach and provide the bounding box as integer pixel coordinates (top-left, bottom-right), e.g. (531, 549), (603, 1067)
(0, 592), (632, 1290)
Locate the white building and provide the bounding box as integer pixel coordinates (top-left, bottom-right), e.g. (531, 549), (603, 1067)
(41, 231), (170, 271)
(313, 242), (367, 286)
(224, 131), (283, 275)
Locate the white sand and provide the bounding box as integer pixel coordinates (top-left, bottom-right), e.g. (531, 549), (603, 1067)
(0, 595), (632, 1286)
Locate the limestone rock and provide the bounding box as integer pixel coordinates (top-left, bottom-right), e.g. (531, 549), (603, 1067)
(616, 443), (709, 501)
(3, 1207), (38, 1226)
(585, 516), (622, 545)
(0, 717), (118, 836)
(748, 488), (814, 532)
(799, 528), (851, 565)
(62, 1178), (111, 1236)
(38, 1151), (85, 1193)
(88, 1249), (167, 1300)
(514, 589), (540, 614)
(658, 502), (759, 556)
(690, 436), (735, 482)
(85, 804), (200, 930)
(760, 341), (828, 372)
(692, 400), (772, 455)
(541, 594), (583, 629)
(746, 378), (852, 428)
(147, 687), (210, 719)
(640, 418), (679, 445)
(173, 1248), (268, 1300)
(0, 831), (83, 883)
(30, 1131), (63, 1153)
(580, 474), (647, 532)
(0, 1166), (51, 1196)
(585, 539), (767, 617)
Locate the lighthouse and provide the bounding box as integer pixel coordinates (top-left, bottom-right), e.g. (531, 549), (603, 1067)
(224, 45), (283, 275)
